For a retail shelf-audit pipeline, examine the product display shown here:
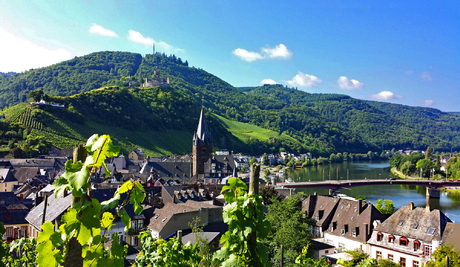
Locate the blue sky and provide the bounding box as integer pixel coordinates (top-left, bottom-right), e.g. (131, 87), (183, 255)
(0, 0), (459, 111)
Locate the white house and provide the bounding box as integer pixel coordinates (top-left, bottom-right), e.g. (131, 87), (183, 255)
(367, 202), (454, 267)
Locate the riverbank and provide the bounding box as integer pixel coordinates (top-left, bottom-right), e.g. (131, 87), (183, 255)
(390, 167), (413, 179)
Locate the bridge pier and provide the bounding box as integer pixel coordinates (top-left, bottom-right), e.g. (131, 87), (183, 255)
(426, 188), (440, 199)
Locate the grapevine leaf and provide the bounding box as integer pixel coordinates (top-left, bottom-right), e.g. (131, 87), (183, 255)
(134, 181), (145, 192)
(60, 160), (89, 196)
(243, 226), (252, 237)
(118, 208), (131, 230)
(52, 175), (70, 198)
(62, 208), (78, 223)
(37, 240), (58, 267)
(92, 198), (101, 214)
(86, 135), (120, 168)
(102, 212), (114, 230)
(84, 134), (99, 151)
(101, 193), (120, 211)
(77, 223), (92, 245)
(118, 180), (133, 194)
(37, 221), (55, 244)
(110, 233), (125, 258)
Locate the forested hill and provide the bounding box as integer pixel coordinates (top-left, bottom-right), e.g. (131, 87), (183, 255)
(0, 51), (459, 155)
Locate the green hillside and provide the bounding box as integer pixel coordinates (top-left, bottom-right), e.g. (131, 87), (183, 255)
(0, 51), (459, 156)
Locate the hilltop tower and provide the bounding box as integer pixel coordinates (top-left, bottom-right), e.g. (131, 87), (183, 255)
(192, 108), (212, 179)
(153, 44), (155, 54)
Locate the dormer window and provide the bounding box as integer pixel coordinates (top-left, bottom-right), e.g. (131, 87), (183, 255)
(399, 236), (408, 246)
(388, 235), (394, 243)
(414, 240), (420, 251)
(377, 232), (383, 242)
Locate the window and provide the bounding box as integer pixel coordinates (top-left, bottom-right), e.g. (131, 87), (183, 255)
(427, 228), (435, 235)
(413, 261), (419, 267)
(400, 257), (406, 267)
(377, 232), (383, 241)
(6, 227), (12, 237)
(132, 236), (138, 246)
(132, 220), (137, 230)
(376, 251), (382, 260)
(398, 221), (404, 227)
(388, 235), (394, 243)
(388, 254), (394, 261)
(400, 237), (408, 246)
(424, 245), (432, 257)
(413, 240), (420, 251)
(413, 224), (418, 229)
(138, 219), (143, 229)
(21, 226), (27, 237)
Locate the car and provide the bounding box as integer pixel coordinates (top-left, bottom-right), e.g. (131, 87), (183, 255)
(456, 180), (460, 182)
(390, 178), (396, 180)
(448, 179), (453, 182)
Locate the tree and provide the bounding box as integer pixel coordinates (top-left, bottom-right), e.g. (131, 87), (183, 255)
(427, 244), (460, 267)
(426, 146), (433, 160)
(262, 153), (269, 165)
(400, 161), (416, 176)
(416, 158), (435, 178)
(375, 199), (395, 214)
(260, 185), (282, 205)
(249, 157), (258, 165)
(27, 89), (44, 102)
(263, 196), (312, 266)
(389, 153), (403, 168)
(8, 147), (25, 158)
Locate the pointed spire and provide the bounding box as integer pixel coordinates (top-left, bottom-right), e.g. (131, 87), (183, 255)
(194, 107), (212, 146)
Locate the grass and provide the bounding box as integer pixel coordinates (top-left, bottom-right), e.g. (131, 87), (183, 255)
(215, 114), (299, 143)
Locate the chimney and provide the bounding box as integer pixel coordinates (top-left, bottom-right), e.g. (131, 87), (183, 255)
(358, 199), (362, 214)
(408, 202), (414, 211)
(63, 189), (68, 198)
(426, 205), (431, 213)
(20, 194), (23, 203)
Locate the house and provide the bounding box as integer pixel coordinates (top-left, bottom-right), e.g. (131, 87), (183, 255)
(129, 148), (144, 161)
(147, 200), (222, 239)
(14, 167), (41, 185)
(0, 169), (18, 192)
(367, 202), (453, 267)
(303, 194), (387, 253)
(0, 192), (29, 242)
(203, 155), (237, 185)
(140, 161), (193, 184)
(302, 194), (340, 238)
(25, 190), (72, 238)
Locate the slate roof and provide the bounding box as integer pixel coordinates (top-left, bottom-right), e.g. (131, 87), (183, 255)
(14, 167), (40, 183)
(0, 168), (16, 183)
(193, 107), (212, 146)
(25, 192), (72, 229)
(140, 161), (192, 182)
(302, 195), (340, 229)
(204, 155), (237, 177)
(10, 158), (56, 168)
(0, 192), (29, 225)
(441, 222), (460, 250)
(373, 205), (452, 241)
(181, 232), (220, 245)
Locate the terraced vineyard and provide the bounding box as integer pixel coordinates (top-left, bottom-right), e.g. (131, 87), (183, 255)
(15, 107), (45, 130)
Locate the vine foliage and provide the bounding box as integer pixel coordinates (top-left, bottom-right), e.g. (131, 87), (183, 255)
(35, 134), (145, 267)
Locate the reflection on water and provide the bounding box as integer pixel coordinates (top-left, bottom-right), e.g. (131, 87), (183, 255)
(288, 161), (460, 221)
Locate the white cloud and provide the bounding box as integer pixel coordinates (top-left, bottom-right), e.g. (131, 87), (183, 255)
(337, 76), (364, 90)
(286, 72), (322, 88)
(421, 72), (433, 81)
(261, 44), (292, 59)
(127, 30), (155, 46)
(371, 91), (402, 100)
(127, 30), (184, 53)
(232, 44), (292, 62)
(88, 24), (118, 37)
(420, 99), (435, 106)
(232, 48), (263, 62)
(0, 27), (73, 72)
(261, 79), (277, 85)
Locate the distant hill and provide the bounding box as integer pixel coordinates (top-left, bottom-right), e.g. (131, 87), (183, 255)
(0, 51), (459, 156)
(0, 72), (17, 78)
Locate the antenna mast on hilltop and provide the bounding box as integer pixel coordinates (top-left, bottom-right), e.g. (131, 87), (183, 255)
(153, 43), (155, 54)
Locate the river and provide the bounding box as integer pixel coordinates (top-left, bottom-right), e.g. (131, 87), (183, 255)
(286, 161), (460, 221)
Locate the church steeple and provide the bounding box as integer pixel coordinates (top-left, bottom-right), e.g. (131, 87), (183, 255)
(192, 107), (212, 179)
(193, 107), (212, 146)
